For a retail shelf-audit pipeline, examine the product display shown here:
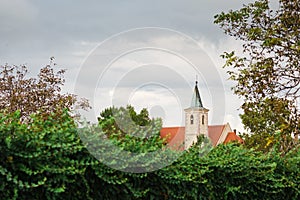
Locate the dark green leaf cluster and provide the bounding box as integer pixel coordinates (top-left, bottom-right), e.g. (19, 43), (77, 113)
(97, 105), (165, 152)
(98, 105), (152, 138)
(0, 110), (93, 199)
(1, 110), (300, 199)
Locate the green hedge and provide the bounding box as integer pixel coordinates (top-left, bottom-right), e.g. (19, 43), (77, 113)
(1, 111), (299, 199)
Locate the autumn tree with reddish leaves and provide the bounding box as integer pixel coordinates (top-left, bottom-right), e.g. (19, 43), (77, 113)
(0, 58), (90, 122)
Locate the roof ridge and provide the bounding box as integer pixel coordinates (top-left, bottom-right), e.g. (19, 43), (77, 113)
(161, 126), (185, 128)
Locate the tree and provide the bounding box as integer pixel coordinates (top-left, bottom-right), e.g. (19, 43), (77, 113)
(79, 105), (174, 173)
(0, 58), (90, 122)
(97, 105), (152, 139)
(97, 105), (166, 153)
(214, 0), (300, 153)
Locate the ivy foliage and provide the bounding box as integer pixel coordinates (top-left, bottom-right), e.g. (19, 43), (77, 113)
(0, 110), (98, 200)
(81, 106), (177, 173)
(1, 110), (300, 199)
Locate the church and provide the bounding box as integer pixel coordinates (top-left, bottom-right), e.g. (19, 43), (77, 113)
(160, 81), (243, 150)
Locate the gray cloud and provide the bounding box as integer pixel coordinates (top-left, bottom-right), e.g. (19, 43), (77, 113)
(0, 0), (254, 129)
(0, 0), (254, 68)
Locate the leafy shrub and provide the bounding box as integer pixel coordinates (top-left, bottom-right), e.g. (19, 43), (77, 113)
(1, 110), (299, 199)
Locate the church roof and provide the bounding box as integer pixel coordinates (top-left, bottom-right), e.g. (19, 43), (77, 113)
(191, 81), (203, 108)
(207, 125), (226, 146)
(160, 127), (185, 150)
(224, 132), (244, 144)
(160, 125), (243, 150)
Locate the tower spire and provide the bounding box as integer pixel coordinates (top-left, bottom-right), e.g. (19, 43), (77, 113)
(184, 76), (209, 149)
(191, 78), (203, 108)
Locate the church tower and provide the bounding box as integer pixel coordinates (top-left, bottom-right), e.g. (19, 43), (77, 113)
(184, 80), (209, 149)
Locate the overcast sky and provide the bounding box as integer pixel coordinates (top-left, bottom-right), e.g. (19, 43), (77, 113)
(0, 0), (256, 132)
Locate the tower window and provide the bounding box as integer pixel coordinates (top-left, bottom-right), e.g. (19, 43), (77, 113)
(202, 115), (205, 125)
(190, 115), (194, 125)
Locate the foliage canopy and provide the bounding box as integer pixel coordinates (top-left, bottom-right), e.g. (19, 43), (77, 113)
(1, 110), (300, 199)
(0, 59), (90, 122)
(214, 0), (300, 153)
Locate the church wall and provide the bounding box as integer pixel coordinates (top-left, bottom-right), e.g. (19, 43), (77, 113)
(184, 108), (208, 149)
(216, 123), (232, 145)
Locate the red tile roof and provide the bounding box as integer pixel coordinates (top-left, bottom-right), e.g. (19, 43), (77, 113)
(208, 125), (225, 146)
(160, 125), (243, 150)
(224, 132), (244, 144)
(160, 127), (185, 150)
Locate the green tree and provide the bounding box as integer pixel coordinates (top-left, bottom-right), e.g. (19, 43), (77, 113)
(214, 0), (300, 153)
(97, 105), (164, 152)
(80, 105), (175, 173)
(97, 105), (151, 139)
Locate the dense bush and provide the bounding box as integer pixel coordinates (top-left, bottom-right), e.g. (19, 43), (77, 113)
(0, 110), (93, 199)
(1, 111), (300, 199)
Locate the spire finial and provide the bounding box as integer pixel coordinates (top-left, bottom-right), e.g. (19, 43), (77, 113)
(195, 75), (198, 85)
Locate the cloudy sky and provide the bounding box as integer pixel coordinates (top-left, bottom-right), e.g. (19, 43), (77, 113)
(0, 0), (255, 132)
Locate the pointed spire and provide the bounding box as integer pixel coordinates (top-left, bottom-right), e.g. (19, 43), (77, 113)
(191, 79), (203, 108)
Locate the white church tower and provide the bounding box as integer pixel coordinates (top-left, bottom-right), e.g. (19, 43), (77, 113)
(184, 80), (209, 149)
